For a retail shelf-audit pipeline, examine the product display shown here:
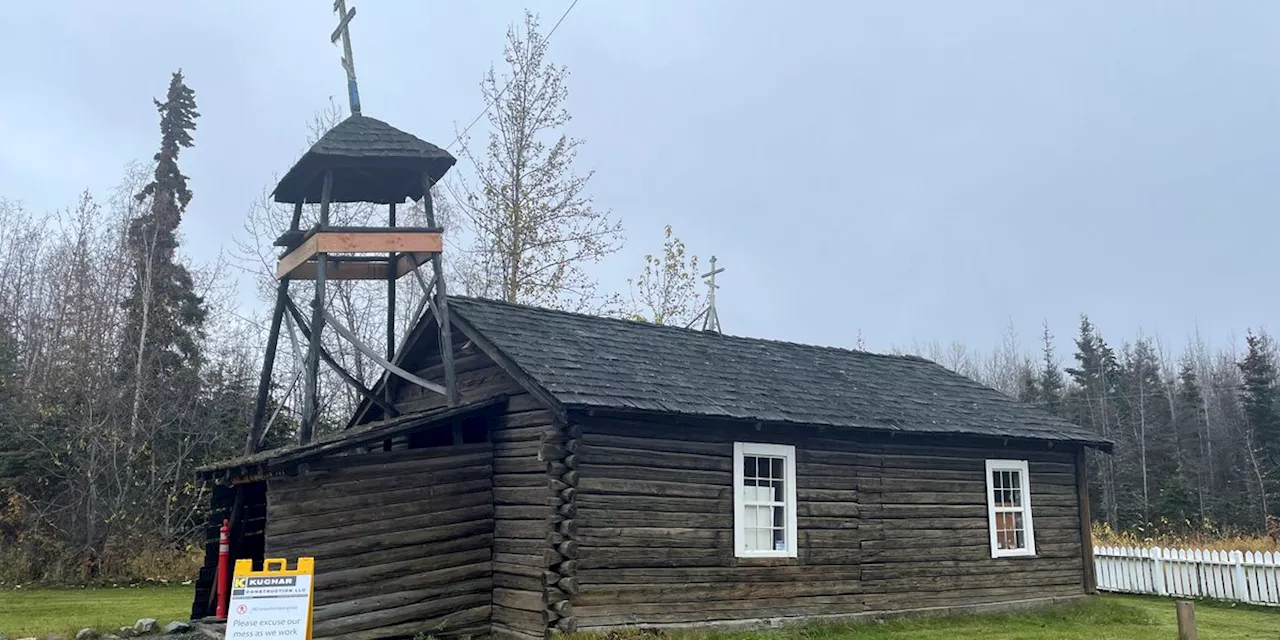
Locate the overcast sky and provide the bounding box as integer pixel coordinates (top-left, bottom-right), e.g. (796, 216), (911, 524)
(4, 1), (1278, 361)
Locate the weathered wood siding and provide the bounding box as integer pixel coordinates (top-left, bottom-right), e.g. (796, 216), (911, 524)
(265, 444), (494, 640)
(572, 415), (1086, 629)
(393, 326), (561, 640)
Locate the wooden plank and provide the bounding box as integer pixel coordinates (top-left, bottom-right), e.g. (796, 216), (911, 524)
(312, 230), (444, 254)
(1076, 446), (1097, 594)
(276, 234), (319, 279)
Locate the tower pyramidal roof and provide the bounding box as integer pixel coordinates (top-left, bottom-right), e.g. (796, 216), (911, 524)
(272, 114), (457, 205)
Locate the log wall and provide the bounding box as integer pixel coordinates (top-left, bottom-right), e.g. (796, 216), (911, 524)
(572, 415), (1086, 630)
(395, 329), (562, 640)
(265, 443), (494, 640)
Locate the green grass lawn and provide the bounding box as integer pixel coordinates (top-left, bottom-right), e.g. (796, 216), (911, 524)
(588, 595), (1280, 640)
(0, 585), (193, 637)
(2, 590), (1277, 639)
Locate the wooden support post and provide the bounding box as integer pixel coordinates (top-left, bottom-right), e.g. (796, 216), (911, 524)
(422, 174), (457, 405)
(301, 170), (333, 444)
(1176, 600), (1197, 640)
(386, 201), (396, 404)
(1076, 446), (1097, 594)
(245, 202), (302, 453)
(246, 279), (289, 453)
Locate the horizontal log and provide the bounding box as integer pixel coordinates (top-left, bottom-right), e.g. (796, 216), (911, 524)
(314, 577), (490, 620)
(316, 561), (490, 608)
(315, 598), (489, 640)
(574, 598), (864, 627)
(493, 552), (550, 569)
(576, 566), (862, 584)
(575, 580), (862, 606)
(860, 557), (1083, 579)
(316, 548), (491, 592)
(580, 477), (729, 499)
(494, 457), (548, 474)
(579, 443), (732, 471)
(862, 583), (1084, 611)
(496, 519), (548, 540)
(584, 464), (730, 486)
(288, 447), (490, 480)
(494, 486), (552, 505)
(494, 571), (543, 593)
(493, 561), (545, 579)
(269, 503), (494, 548)
(866, 569), (1083, 594)
(492, 604), (546, 634)
(495, 538), (548, 556)
(491, 623), (544, 640)
(315, 532), (492, 574)
(493, 425), (556, 445)
(578, 494), (729, 513)
(275, 518), (491, 559)
(496, 505), (551, 520)
(581, 432), (731, 456)
(580, 509), (731, 529)
(270, 477), (492, 520)
(271, 464), (490, 503)
(579, 548), (731, 569)
(270, 488), (492, 534)
(578, 527), (727, 549)
(494, 587), (545, 612)
(495, 473), (550, 488)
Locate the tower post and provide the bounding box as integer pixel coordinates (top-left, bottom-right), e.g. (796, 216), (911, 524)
(422, 174), (458, 406)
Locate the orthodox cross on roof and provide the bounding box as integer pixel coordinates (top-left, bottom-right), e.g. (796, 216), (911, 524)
(331, 0), (361, 115)
(689, 255), (724, 334)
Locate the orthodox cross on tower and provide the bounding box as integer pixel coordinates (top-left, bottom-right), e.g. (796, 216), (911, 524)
(331, 0), (361, 115)
(687, 255), (725, 334)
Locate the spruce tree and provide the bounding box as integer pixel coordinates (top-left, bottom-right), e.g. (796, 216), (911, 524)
(121, 70), (205, 448)
(1037, 321), (1064, 415)
(1239, 329), (1280, 518)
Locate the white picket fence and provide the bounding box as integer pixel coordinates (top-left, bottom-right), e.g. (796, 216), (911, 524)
(1095, 545), (1280, 605)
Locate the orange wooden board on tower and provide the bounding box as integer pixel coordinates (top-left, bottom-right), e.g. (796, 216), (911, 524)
(275, 228), (443, 280)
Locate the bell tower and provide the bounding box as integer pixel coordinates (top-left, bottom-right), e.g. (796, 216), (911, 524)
(245, 2), (458, 452)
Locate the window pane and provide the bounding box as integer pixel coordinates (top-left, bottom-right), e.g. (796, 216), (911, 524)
(756, 527), (771, 551)
(772, 505), (785, 527)
(744, 456), (758, 478)
(771, 457), (784, 480)
(1010, 471), (1021, 490)
(772, 527), (786, 551)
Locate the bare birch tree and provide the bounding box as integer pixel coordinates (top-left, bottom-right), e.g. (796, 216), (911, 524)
(452, 10), (623, 310)
(626, 225), (701, 325)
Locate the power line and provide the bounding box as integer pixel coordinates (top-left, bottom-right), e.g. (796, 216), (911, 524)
(446, 0), (581, 152)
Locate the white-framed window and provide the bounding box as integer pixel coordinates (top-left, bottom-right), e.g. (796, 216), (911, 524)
(985, 459), (1036, 558)
(733, 442), (798, 558)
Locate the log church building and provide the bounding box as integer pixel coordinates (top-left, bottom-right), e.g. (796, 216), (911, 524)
(196, 291), (1111, 639)
(194, 4), (1110, 636)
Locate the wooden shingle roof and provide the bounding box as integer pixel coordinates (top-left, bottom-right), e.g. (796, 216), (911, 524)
(273, 115), (456, 204)
(447, 297), (1110, 449)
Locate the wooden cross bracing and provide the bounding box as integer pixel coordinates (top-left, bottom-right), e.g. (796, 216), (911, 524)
(246, 173), (458, 452)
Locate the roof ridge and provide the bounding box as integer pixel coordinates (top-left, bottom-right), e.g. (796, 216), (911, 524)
(448, 295), (937, 365)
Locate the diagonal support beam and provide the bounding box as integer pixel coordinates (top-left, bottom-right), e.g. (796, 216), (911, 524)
(283, 297), (401, 418)
(319, 305), (447, 396)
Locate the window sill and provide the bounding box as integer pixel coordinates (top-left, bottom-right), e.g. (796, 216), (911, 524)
(732, 555), (800, 567)
(991, 549), (1037, 559)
